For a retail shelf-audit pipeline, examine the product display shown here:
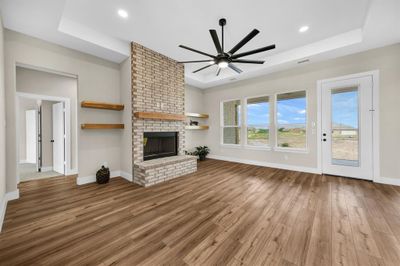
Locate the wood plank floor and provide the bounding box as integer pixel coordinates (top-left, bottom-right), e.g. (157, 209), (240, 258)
(1, 159), (400, 265)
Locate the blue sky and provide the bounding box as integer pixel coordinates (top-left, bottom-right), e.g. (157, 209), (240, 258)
(247, 98), (306, 126)
(332, 90), (358, 128)
(247, 91), (357, 128)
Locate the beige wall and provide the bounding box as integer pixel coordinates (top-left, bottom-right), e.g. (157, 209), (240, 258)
(185, 85), (208, 151)
(18, 97), (38, 162)
(203, 44), (400, 180)
(119, 57), (132, 177)
(16, 67), (78, 170)
(0, 17), (6, 204)
(5, 30), (123, 192)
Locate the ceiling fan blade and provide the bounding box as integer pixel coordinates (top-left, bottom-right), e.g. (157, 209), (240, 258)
(216, 67), (222, 76)
(231, 59), (265, 64)
(179, 45), (216, 58)
(228, 29), (260, 55)
(193, 64), (214, 73)
(228, 63), (243, 74)
(209, 30), (222, 54)
(231, 44), (276, 59)
(178, 60), (214, 64)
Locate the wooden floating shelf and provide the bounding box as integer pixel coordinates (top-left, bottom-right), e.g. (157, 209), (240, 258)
(81, 101), (124, 111)
(81, 124), (124, 129)
(185, 112), (209, 118)
(185, 125), (209, 130)
(134, 112), (186, 121)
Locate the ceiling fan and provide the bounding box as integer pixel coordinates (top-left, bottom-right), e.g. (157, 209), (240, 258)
(178, 18), (276, 76)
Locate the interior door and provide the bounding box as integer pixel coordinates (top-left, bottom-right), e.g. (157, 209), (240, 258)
(52, 102), (65, 174)
(25, 109), (38, 164)
(321, 76), (373, 180)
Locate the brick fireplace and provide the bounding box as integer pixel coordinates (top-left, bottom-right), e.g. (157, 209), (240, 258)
(131, 43), (197, 187)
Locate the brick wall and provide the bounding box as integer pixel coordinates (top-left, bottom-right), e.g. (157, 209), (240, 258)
(131, 42), (186, 165)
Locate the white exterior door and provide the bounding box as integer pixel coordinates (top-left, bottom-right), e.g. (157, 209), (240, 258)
(321, 76), (373, 180)
(52, 102), (65, 174)
(25, 110), (38, 164)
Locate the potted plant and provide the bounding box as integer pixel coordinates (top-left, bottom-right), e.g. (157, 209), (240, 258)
(194, 146), (210, 161)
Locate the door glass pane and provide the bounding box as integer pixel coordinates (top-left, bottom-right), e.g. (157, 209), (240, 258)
(331, 87), (359, 166)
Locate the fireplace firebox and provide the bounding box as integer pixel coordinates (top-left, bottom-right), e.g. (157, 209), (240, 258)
(143, 132), (178, 161)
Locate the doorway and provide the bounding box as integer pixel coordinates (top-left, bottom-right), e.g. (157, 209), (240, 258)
(17, 93), (71, 182)
(319, 72), (379, 180)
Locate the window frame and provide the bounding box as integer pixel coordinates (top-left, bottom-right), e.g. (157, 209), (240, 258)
(220, 98), (242, 147)
(244, 94), (272, 150)
(274, 90), (309, 153)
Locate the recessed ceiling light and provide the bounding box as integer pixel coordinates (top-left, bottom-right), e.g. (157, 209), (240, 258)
(299, 25), (309, 33)
(118, 9), (128, 18)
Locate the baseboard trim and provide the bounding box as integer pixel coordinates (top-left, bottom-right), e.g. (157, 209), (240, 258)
(5, 190), (20, 201)
(77, 171), (124, 185)
(120, 171), (133, 182)
(1, 189), (20, 233)
(374, 176), (400, 186)
(66, 168), (78, 175)
(0, 195), (6, 233)
(208, 155), (321, 175)
(41, 166), (53, 172)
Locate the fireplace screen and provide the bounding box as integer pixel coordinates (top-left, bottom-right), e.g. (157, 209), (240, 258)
(143, 132), (178, 161)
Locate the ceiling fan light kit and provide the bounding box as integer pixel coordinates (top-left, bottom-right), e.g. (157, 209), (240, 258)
(178, 18), (276, 76)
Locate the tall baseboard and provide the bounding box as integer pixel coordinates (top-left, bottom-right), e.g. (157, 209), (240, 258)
(374, 176), (400, 186)
(208, 154), (321, 174)
(41, 166), (53, 172)
(0, 189), (20, 233)
(120, 171), (133, 182)
(77, 170), (133, 185)
(0, 195), (6, 233)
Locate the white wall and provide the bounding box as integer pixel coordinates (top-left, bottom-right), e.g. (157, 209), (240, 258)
(203, 44), (400, 180)
(185, 85), (208, 151)
(4, 30), (123, 192)
(18, 97), (38, 162)
(0, 17), (6, 215)
(41, 100), (58, 168)
(119, 57), (132, 178)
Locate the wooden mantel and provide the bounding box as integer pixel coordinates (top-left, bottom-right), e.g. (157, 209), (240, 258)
(134, 112), (185, 121)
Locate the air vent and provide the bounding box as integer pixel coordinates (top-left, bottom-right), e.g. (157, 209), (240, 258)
(297, 59), (310, 64)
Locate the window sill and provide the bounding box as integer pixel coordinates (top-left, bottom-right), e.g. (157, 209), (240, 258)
(220, 144), (242, 149)
(244, 145), (271, 151)
(274, 147), (309, 154)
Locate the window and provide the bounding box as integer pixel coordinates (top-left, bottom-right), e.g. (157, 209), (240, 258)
(246, 96), (270, 146)
(276, 91), (307, 149)
(222, 100), (241, 145)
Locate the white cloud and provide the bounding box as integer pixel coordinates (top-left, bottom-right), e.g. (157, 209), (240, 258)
(297, 109), (306, 114)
